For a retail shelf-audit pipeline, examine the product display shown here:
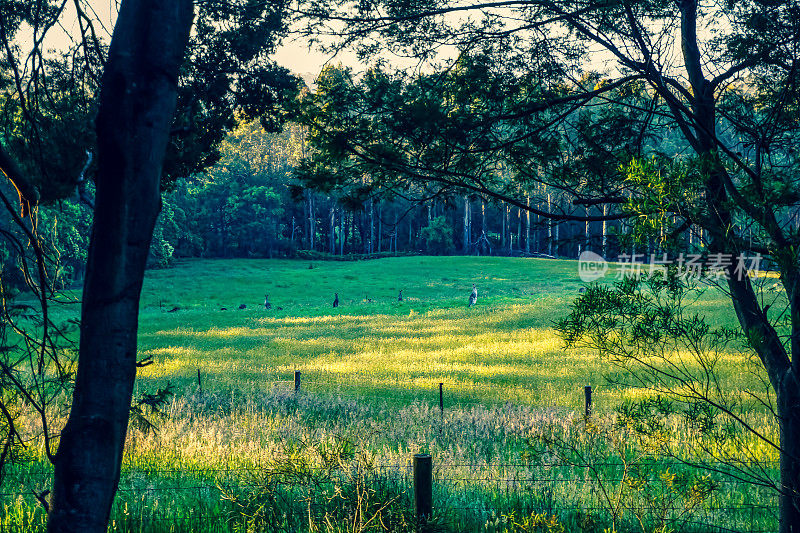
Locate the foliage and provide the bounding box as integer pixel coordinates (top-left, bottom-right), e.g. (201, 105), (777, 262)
(527, 415), (719, 533)
(620, 157), (705, 251)
(129, 383), (176, 433)
(556, 270), (779, 490)
(420, 216), (455, 255)
(485, 511), (565, 533)
(165, 0), (302, 187)
(36, 202), (93, 285)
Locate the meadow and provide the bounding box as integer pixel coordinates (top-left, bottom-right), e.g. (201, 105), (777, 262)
(2, 257), (781, 532)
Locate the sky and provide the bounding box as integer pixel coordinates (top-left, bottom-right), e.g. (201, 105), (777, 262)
(273, 36), (360, 81)
(27, 2), (356, 87)
(21, 1), (722, 91)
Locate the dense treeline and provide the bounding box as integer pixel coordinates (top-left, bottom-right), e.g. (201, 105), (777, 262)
(3, 121), (616, 293)
(16, 116), (649, 290)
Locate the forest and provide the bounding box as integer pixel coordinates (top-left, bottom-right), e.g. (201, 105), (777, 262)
(20, 112), (646, 286)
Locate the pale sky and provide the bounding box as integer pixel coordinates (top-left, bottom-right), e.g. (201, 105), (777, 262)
(273, 37), (363, 85)
(21, 2), (724, 91)
(25, 2), (356, 86)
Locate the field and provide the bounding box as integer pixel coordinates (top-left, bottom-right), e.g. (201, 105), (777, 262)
(2, 257), (781, 532)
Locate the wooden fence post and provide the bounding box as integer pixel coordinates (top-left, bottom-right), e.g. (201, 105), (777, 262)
(584, 385), (592, 418)
(197, 368), (202, 395)
(438, 383), (444, 416)
(413, 453), (433, 525)
(295, 370), (301, 393)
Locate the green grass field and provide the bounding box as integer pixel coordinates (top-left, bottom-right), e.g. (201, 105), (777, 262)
(136, 256), (610, 407)
(2, 257), (781, 532)
(133, 256), (742, 406)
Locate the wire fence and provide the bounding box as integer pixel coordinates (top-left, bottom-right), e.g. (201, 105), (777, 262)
(194, 371), (588, 408)
(4, 464), (779, 532)
(2, 473), (779, 532)
(1, 373), (782, 532)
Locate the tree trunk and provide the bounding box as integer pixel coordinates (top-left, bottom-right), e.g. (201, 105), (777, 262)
(534, 193), (540, 253)
(676, 3), (800, 528)
(584, 207), (590, 254)
(501, 202), (507, 251)
(304, 194), (310, 248)
(307, 194), (315, 251)
(525, 196), (530, 254)
(778, 378), (800, 533)
(408, 215), (412, 250)
(369, 198), (374, 254)
(340, 208), (345, 256)
(602, 204), (607, 257)
(47, 2), (193, 531)
(547, 193), (553, 256)
(329, 204), (335, 253)
(554, 218), (559, 256)
(481, 198), (486, 256)
(463, 195), (470, 254)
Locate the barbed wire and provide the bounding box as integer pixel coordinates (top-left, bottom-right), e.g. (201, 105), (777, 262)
(3, 473), (782, 496)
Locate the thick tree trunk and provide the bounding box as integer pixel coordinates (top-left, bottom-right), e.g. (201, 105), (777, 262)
(47, 2), (193, 532)
(778, 377), (800, 533)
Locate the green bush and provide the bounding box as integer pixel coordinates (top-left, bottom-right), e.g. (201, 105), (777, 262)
(420, 217), (455, 255)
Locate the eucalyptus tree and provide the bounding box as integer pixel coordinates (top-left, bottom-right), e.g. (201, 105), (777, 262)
(0, 1), (297, 531)
(296, 1), (800, 529)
